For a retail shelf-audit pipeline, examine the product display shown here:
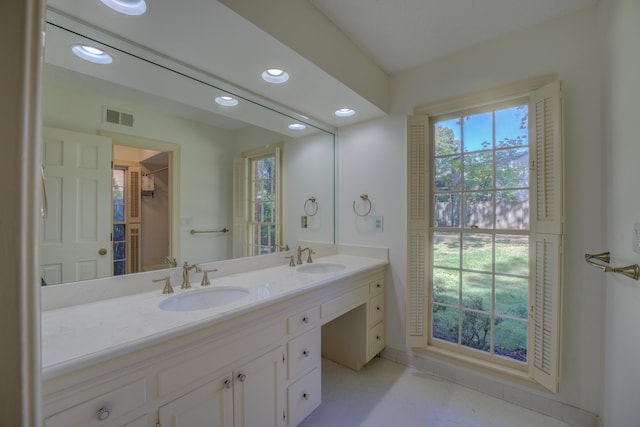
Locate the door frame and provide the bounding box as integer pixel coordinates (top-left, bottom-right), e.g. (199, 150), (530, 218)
(101, 131), (181, 264)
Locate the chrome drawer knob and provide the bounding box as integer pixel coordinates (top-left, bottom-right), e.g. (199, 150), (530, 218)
(302, 393), (309, 400)
(96, 407), (111, 421)
(302, 316), (309, 324)
(302, 349), (309, 357)
(224, 378), (232, 389)
(237, 373), (247, 382)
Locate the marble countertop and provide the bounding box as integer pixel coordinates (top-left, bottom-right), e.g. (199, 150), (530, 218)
(41, 254), (388, 380)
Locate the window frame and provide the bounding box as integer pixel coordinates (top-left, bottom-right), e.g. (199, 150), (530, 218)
(406, 74), (564, 392)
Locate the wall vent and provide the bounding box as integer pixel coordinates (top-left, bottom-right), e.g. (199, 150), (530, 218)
(104, 107), (134, 127)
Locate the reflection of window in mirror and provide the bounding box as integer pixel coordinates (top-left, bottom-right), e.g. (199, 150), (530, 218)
(112, 164), (142, 275)
(233, 144), (283, 258)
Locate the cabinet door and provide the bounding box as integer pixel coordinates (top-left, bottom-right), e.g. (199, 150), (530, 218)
(158, 374), (233, 427)
(233, 346), (285, 427)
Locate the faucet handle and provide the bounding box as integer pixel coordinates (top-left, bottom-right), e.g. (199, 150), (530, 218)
(285, 256), (295, 267)
(201, 269), (218, 286)
(153, 276), (173, 294)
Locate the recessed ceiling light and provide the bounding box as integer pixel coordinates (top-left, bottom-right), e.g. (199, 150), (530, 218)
(262, 68), (290, 84)
(71, 45), (113, 64)
(100, 0), (147, 15)
(215, 96), (239, 107)
(335, 108), (356, 118)
(288, 123), (306, 130)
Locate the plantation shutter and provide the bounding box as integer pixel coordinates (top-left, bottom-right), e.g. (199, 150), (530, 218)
(126, 166), (141, 223)
(530, 80), (563, 393)
(232, 157), (249, 258)
(406, 115), (430, 348)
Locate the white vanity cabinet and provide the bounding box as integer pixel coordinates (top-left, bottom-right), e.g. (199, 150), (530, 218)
(158, 346), (285, 427)
(42, 261), (388, 427)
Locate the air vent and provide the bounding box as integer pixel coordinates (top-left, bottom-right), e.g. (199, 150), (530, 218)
(104, 107), (134, 127)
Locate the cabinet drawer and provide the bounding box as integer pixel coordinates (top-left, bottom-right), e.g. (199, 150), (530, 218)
(287, 306), (319, 336)
(368, 321), (385, 358)
(44, 378), (147, 427)
(288, 328), (321, 381)
(287, 368), (321, 427)
(369, 276), (385, 297)
(320, 285), (368, 321)
(369, 293), (385, 326)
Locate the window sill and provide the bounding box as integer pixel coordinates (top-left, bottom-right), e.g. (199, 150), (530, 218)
(413, 345), (552, 393)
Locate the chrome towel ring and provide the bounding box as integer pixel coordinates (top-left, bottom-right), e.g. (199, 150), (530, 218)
(304, 197), (318, 216)
(353, 194), (372, 217)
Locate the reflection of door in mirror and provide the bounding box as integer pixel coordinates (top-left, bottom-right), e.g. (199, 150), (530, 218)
(113, 144), (171, 275)
(40, 127), (112, 285)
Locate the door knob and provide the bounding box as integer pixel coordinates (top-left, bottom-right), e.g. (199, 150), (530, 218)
(98, 248), (107, 255)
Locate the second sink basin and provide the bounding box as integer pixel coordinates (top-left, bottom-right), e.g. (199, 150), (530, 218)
(296, 262), (346, 274)
(159, 287), (250, 312)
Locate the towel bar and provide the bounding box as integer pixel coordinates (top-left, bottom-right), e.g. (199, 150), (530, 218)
(585, 251), (639, 280)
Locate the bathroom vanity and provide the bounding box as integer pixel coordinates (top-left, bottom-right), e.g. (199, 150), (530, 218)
(41, 248), (387, 426)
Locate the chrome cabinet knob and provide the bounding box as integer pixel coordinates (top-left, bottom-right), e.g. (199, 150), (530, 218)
(301, 316), (309, 324)
(237, 373), (246, 382)
(302, 349), (309, 357)
(224, 378), (232, 389)
(376, 305), (382, 311)
(96, 407), (111, 421)
(302, 393), (309, 400)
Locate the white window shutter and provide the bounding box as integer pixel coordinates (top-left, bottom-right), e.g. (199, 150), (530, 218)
(406, 115), (430, 348)
(126, 166), (141, 224)
(530, 80), (563, 393)
(232, 157), (249, 258)
(530, 233), (562, 393)
(533, 80), (563, 235)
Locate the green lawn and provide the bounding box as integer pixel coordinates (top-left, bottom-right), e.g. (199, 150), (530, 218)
(432, 233), (529, 362)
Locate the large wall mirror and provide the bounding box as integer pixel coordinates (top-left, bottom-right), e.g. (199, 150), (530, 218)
(40, 11), (336, 286)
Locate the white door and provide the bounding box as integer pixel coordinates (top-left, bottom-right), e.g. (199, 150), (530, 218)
(233, 346), (285, 427)
(158, 375), (233, 427)
(40, 127), (112, 285)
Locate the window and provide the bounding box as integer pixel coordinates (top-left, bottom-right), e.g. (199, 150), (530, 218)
(232, 144), (283, 258)
(112, 165), (142, 275)
(406, 76), (563, 392)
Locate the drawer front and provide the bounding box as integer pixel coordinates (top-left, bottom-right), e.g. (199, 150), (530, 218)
(287, 306), (319, 336)
(320, 285), (368, 321)
(368, 321), (385, 359)
(157, 321), (281, 397)
(287, 368), (321, 427)
(44, 378), (147, 427)
(288, 328), (321, 381)
(369, 275), (385, 297)
(122, 415), (149, 427)
(369, 293), (385, 327)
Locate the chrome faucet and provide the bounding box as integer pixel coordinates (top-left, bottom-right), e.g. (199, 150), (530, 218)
(181, 261), (201, 289)
(296, 246), (316, 264)
(274, 243), (290, 252)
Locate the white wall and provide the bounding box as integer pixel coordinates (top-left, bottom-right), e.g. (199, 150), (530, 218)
(337, 6), (603, 415)
(601, 0), (640, 425)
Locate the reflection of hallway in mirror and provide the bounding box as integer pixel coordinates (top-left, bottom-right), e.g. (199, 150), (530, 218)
(113, 144), (170, 275)
(140, 152), (170, 272)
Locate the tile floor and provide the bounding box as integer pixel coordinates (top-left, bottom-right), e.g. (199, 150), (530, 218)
(299, 357), (573, 427)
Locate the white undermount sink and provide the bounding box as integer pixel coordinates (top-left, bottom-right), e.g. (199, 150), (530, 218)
(296, 262), (347, 274)
(159, 287), (250, 312)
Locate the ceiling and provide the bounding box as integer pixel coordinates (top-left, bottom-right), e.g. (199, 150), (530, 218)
(310, 0), (598, 74)
(45, 0), (597, 129)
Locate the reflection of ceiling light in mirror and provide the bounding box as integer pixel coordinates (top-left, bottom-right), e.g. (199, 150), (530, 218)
(100, 0), (147, 15)
(288, 123), (306, 130)
(262, 68), (290, 84)
(215, 96), (239, 107)
(335, 108), (356, 118)
(71, 45), (113, 64)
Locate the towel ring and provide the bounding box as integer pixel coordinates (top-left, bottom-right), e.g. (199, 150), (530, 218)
(304, 197), (318, 216)
(353, 194), (372, 217)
